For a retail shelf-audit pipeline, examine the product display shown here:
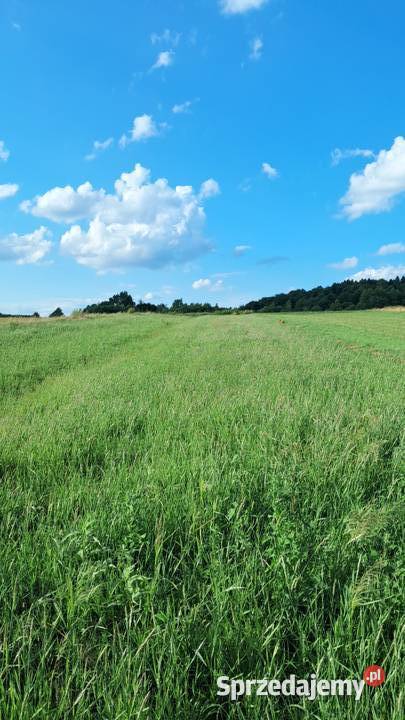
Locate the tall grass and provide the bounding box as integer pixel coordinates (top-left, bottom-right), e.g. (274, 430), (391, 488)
(0, 312), (403, 719)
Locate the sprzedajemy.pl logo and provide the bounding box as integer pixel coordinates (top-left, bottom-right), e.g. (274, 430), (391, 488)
(217, 665), (386, 702)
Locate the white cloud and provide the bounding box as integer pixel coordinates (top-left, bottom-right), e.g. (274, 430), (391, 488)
(60, 212), (206, 272)
(349, 265), (405, 281)
(113, 163), (152, 195)
(22, 165), (220, 272)
(0, 141), (10, 163)
(85, 137), (113, 161)
(152, 50), (175, 70)
(262, 162), (279, 179)
(21, 182), (106, 223)
(0, 227), (52, 265)
(119, 115), (160, 147)
(0, 183), (19, 199)
(30, 164), (215, 272)
(192, 277), (224, 291)
(172, 100), (194, 114)
(221, 0), (268, 14)
(151, 30), (181, 46)
(376, 242), (405, 256)
(328, 256), (358, 270)
(340, 136), (405, 220)
(199, 179), (221, 199)
(12, 22), (21, 31)
(192, 278), (211, 289)
(249, 36), (263, 61)
(331, 148), (375, 166)
(234, 244), (251, 256)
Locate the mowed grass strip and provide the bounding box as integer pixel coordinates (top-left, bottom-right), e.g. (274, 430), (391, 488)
(0, 312), (404, 719)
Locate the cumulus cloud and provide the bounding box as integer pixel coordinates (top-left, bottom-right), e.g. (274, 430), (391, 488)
(0, 183), (19, 199)
(21, 182), (106, 223)
(221, 0), (268, 14)
(376, 242), (405, 256)
(328, 256), (358, 270)
(151, 29), (181, 46)
(60, 213), (206, 273)
(340, 136), (405, 220)
(0, 227), (52, 265)
(192, 277), (224, 291)
(331, 147), (375, 167)
(199, 178), (221, 199)
(119, 115), (160, 147)
(192, 278), (211, 289)
(262, 162), (279, 179)
(22, 164), (219, 272)
(234, 244), (251, 256)
(0, 141), (10, 163)
(349, 265), (405, 281)
(249, 37), (263, 61)
(85, 137), (113, 161)
(152, 50), (175, 70)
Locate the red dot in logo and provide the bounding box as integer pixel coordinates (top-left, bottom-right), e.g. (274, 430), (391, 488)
(363, 665), (385, 687)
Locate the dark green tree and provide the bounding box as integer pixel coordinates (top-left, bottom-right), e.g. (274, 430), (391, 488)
(171, 299), (185, 313)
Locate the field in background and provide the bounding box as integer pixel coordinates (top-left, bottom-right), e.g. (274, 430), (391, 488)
(0, 311), (403, 719)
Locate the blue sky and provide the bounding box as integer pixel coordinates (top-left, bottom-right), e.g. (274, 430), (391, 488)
(1, 0), (405, 314)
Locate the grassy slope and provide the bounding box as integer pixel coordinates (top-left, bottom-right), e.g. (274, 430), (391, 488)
(0, 312), (403, 719)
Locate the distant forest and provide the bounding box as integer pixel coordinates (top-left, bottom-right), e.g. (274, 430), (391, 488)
(240, 276), (405, 313)
(82, 277), (405, 315)
(0, 312), (40, 319)
(1, 277), (404, 318)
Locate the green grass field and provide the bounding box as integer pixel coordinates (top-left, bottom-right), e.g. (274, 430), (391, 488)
(0, 311), (403, 719)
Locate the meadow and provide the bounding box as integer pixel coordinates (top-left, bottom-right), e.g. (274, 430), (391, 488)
(0, 311), (403, 719)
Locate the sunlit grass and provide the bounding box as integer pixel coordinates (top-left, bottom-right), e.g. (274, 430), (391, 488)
(0, 311), (403, 719)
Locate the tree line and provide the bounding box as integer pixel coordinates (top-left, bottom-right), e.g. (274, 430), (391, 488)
(80, 277), (405, 316)
(82, 293), (231, 315)
(0, 312), (40, 319)
(240, 277), (405, 312)
(2, 277), (404, 318)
